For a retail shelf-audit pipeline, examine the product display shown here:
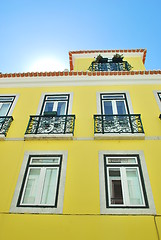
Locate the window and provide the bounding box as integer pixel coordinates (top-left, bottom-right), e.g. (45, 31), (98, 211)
(0, 96), (16, 116)
(0, 95), (19, 138)
(153, 91), (161, 113)
(100, 93), (130, 115)
(0, 95), (18, 116)
(94, 92), (144, 138)
(40, 94), (70, 116)
(99, 151), (156, 215)
(10, 151), (67, 214)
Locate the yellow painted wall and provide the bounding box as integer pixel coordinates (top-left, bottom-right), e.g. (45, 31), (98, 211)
(0, 214), (158, 240)
(73, 56), (145, 71)
(0, 81), (161, 239)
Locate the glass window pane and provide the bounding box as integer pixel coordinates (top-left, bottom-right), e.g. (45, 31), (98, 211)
(107, 157), (136, 164)
(102, 95), (124, 100)
(0, 97), (14, 101)
(46, 96), (68, 100)
(0, 103), (10, 116)
(126, 168), (143, 205)
(22, 169), (40, 204)
(103, 101), (113, 115)
(57, 102), (66, 115)
(41, 168), (58, 205)
(116, 101), (126, 115)
(31, 158), (60, 164)
(109, 168), (123, 205)
(44, 102), (54, 113)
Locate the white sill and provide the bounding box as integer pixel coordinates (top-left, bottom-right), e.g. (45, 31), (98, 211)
(24, 133), (74, 140)
(0, 134), (6, 140)
(94, 133), (145, 140)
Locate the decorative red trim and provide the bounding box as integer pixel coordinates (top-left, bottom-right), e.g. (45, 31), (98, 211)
(0, 70), (161, 79)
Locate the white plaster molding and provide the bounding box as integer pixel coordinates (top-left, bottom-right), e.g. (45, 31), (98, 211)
(0, 74), (161, 88)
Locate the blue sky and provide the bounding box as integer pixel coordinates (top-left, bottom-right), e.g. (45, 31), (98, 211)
(0, 0), (161, 73)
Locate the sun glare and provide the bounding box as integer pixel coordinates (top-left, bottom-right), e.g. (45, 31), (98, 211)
(29, 57), (67, 72)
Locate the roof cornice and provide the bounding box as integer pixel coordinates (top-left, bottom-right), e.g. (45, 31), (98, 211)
(0, 71), (161, 88)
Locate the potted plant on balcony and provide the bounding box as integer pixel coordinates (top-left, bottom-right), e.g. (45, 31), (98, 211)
(112, 54), (124, 63)
(95, 54), (108, 63)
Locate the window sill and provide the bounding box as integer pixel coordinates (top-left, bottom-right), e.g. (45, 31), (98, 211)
(100, 207), (156, 215)
(94, 133), (145, 140)
(24, 134), (74, 140)
(0, 134), (6, 140)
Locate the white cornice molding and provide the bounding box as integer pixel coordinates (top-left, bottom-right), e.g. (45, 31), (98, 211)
(0, 74), (161, 88)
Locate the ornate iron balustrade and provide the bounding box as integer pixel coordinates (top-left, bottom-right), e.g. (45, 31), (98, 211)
(94, 114), (144, 134)
(0, 116), (13, 136)
(88, 61), (132, 72)
(25, 115), (75, 135)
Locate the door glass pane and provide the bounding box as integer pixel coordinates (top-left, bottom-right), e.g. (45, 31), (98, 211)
(44, 102), (54, 113)
(126, 168), (143, 205)
(109, 168), (123, 204)
(116, 101), (126, 115)
(22, 169), (40, 204)
(0, 103), (10, 116)
(57, 102), (66, 115)
(41, 168), (58, 205)
(103, 101), (113, 115)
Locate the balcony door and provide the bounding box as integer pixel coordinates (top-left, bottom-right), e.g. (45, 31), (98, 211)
(100, 93), (131, 133)
(40, 94), (70, 116)
(101, 94), (129, 115)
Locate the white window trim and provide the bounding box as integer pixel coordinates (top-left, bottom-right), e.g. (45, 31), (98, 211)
(95, 91), (145, 140)
(153, 90), (161, 112)
(99, 150), (156, 215)
(36, 92), (73, 115)
(10, 151), (68, 214)
(24, 92), (74, 140)
(0, 94), (19, 116)
(0, 94), (19, 140)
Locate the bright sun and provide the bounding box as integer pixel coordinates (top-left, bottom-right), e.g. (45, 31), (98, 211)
(29, 57), (67, 72)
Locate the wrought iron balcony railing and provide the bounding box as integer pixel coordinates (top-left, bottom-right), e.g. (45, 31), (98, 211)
(88, 61), (132, 72)
(25, 115), (75, 135)
(0, 116), (13, 136)
(94, 114), (144, 134)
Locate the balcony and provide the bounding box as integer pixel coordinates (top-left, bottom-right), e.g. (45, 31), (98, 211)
(0, 116), (13, 139)
(88, 61), (132, 72)
(25, 114), (75, 140)
(94, 114), (145, 139)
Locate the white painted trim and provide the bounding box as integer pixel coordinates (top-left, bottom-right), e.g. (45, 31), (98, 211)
(36, 92), (73, 115)
(0, 94), (19, 116)
(99, 150), (156, 215)
(0, 75), (161, 88)
(94, 133), (145, 140)
(96, 91), (134, 114)
(153, 90), (161, 112)
(24, 134), (74, 140)
(10, 151), (68, 214)
(0, 134), (5, 140)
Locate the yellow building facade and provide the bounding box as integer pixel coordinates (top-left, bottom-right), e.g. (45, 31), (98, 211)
(0, 49), (161, 239)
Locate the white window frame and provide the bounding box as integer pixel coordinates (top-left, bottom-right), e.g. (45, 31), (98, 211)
(95, 91), (145, 139)
(37, 92), (73, 115)
(99, 150), (156, 215)
(153, 90), (161, 112)
(10, 151), (68, 214)
(0, 94), (19, 116)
